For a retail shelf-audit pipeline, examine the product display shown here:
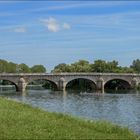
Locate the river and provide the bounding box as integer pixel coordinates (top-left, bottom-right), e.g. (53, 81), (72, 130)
(0, 89), (140, 135)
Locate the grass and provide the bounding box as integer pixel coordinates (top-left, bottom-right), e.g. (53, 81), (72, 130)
(0, 97), (138, 139)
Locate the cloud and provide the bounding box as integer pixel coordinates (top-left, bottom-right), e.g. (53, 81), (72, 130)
(62, 23), (71, 30)
(40, 17), (71, 32)
(41, 17), (60, 32)
(13, 27), (27, 33)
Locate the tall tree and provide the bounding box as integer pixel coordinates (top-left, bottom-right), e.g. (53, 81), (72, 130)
(52, 63), (70, 73)
(18, 63), (31, 73)
(71, 60), (91, 72)
(0, 59), (8, 73)
(7, 62), (17, 73)
(130, 59), (140, 73)
(91, 60), (108, 72)
(31, 65), (46, 73)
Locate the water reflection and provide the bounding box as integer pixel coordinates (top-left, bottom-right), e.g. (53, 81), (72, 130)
(0, 89), (140, 135)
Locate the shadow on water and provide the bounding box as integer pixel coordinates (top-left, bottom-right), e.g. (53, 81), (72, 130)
(0, 86), (16, 91)
(104, 89), (140, 94)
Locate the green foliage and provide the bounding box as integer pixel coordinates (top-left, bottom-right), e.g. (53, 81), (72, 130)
(71, 60), (91, 72)
(52, 63), (70, 73)
(91, 60), (108, 72)
(0, 59), (9, 73)
(18, 63), (31, 73)
(130, 59), (140, 73)
(0, 59), (46, 73)
(0, 97), (137, 139)
(0, 58), (139, 73)
(52, 60), (92, 73)
(31, 65), (46, 73)
(52, 59), (135, 73)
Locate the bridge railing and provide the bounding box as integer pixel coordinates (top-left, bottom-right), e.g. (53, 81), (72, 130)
(0, 73), (140, 76)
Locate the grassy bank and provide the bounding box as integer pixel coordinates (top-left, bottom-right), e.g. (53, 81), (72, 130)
(0, 97), (138, 139)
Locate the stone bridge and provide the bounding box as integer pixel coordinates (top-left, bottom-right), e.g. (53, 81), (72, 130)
(0, 73), (140, 92)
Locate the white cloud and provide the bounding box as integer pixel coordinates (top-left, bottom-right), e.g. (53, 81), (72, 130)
(13, 27), (27, 33)
(62, 23), (71, 30)
(41, 17), (60, 32)
(40, 17), (71, 32)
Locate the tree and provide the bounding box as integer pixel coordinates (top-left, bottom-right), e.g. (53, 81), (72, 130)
(71, 60), (91, 72)
(130, 59), (140, 73)
(0, 59), (8, 73)
(31, 65), (46, 73)
(107, 60), (118, 72)
(52, 60), (91, 73)
(90, 60), (120, 73)
(18, 63), (31, 73)
(91, 60), (108, 72)
(52, 63), (70, 73)
(7, 62), (17, 73)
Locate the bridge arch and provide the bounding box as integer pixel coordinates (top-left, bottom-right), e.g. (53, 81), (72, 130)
(104, 78), (131, 91)
(65, 78), (96, 92)
(0, 78), (18, 91)
(26, 78), (58, 90)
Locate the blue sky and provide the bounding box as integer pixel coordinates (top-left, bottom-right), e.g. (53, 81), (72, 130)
(0, 1), (140, 72)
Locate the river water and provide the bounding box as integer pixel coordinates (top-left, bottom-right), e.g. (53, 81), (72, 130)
(0, 89), (140, 135)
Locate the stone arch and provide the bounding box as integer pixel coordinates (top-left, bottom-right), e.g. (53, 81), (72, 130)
(66, 77), (96, 84)
(104, 77), (131, 85)
(65, 77), (97, 91)
(0, 78), (18, 91)
(104, 78), (131, 91)
(26, 78), (58, 90)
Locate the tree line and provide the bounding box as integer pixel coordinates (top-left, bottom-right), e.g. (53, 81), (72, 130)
(0, 59), (46, 73)
(52, 59), (140, 73)
(0, 58), (140, 73)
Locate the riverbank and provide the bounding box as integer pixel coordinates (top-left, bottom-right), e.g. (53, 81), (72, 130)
(0, 97), (138, 139)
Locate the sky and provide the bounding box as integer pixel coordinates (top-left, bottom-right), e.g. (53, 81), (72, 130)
(0, 1), (140, 72)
